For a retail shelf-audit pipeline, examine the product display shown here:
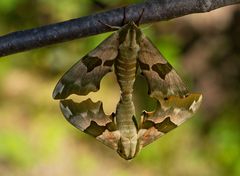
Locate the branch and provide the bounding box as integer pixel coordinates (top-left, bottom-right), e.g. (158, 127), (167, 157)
(0, 0), (239, 57)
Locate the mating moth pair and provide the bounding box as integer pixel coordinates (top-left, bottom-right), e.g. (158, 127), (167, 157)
(53, 21), (202, 160)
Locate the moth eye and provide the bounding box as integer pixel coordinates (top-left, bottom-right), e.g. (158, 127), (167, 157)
(164, 97), (168, 101)
(117, 140), (125, 156)
(181, 94), (189, 98)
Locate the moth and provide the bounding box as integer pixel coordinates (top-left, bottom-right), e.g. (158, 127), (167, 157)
(53, 21), (202, 160)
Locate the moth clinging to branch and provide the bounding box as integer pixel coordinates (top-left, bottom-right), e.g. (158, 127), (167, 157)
(52, 17), (202, 160)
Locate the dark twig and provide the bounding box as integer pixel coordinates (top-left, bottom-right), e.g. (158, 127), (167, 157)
(0, 0), (239, 57)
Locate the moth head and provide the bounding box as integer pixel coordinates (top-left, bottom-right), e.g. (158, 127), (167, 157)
(117, 136), (140, 160)
(119, 22), (142, 47)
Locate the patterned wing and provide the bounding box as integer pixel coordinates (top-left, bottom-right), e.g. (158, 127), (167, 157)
(138, 94), (202, 147)
(53, 32), (119, 99)
(138, 36), (189, 99)
(137, 36), (202, 147)
(60, 99), (120, 150)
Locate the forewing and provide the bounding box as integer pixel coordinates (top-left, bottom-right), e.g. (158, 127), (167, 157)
(138, 36), (188, 99)
(53, 32), (119, 99)
(60, 99), (120, 150)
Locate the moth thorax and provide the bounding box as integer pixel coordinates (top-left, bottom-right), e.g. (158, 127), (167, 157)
(119, 27), (140, 60)
(119, 44), (140, 59)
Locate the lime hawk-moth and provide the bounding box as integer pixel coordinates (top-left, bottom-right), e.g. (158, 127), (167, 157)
(53, 21), (202, 160)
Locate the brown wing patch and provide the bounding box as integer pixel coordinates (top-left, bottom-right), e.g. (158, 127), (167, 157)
(152, 63), (172, 80)
(82, 56), (102, 72)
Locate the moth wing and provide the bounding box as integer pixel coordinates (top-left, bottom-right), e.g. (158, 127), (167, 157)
(138, 94), (202, 147)
(53, 32), (119, 99)
(60, 99), (120, 150)
(137, 36), (203, 147)
(138, 36), (188, 99)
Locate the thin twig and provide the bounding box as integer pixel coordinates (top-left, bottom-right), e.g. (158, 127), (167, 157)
(0, 0), (239, 57)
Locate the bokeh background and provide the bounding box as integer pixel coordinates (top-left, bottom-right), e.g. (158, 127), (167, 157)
(0, 0), (240, 176)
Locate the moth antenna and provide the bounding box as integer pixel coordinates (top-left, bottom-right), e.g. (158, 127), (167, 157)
(98, 7), (127, 29)
(98, 20), (120, 30)
(121, 7), (127, 26)
(136, 8), (145, 26)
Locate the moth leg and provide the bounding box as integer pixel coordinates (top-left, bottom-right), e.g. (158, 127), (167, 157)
(97, 20), (121, 30)
(121, 7), (126, 26)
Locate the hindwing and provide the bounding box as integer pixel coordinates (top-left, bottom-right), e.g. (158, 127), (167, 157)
(60, 99), (120, 150)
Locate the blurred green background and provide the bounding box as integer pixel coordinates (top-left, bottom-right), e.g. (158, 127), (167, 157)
(0, 0), (240, 176)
